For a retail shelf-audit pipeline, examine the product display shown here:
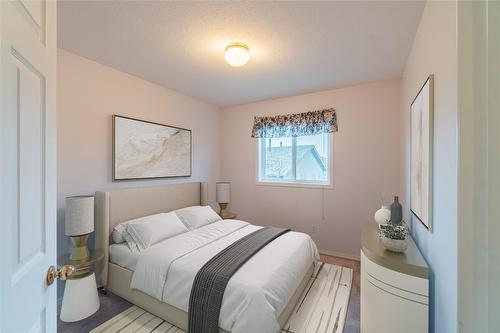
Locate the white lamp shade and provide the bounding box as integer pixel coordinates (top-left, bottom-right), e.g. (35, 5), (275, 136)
(65, 196), (94, 236)
(216, 182), (231, 204)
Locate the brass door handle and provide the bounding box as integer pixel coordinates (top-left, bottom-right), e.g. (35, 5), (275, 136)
(46, 265), (75, 286)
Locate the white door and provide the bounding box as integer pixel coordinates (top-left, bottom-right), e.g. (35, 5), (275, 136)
(1, 1), (57, 332)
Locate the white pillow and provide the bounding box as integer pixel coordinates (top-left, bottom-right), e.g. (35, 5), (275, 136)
(112, 224), (126, 244)
(175, 206), (222, 230)
(122, 230), (140, 252)
(126, 212), (188, 250)
(112, 223), (140, 252)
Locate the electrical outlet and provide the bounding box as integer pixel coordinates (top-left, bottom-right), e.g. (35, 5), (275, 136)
(312, 225), (316, 233)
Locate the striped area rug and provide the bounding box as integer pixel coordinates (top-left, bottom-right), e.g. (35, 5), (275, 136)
(91, 263), (352, 333)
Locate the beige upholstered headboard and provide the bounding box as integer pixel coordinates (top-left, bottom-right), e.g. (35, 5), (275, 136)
(94, 182), (208, 286)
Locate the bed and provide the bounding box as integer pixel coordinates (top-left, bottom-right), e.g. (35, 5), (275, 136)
(95, 182), (318, 333)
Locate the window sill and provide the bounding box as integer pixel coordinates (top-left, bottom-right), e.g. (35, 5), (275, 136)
(256, 181), (333, 190)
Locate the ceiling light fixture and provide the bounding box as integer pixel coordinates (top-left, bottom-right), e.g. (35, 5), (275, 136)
(224, 43), (250, 67)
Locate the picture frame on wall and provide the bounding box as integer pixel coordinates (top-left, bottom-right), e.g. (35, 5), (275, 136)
(410, 75), (434, 230)
(112, 115), (192, 181)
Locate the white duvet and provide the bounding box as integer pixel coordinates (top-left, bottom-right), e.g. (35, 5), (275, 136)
(130, 219), (319, 333)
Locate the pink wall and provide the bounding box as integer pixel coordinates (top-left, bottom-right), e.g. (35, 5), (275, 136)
(57, 49), (221, 259)
(221, 79), (401, 257)
(57, 49), (401, 260)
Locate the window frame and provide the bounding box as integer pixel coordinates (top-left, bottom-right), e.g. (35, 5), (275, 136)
(256, 133), (334, 189)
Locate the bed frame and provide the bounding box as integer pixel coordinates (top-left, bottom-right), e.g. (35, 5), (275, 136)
(94, 182), (313, 333)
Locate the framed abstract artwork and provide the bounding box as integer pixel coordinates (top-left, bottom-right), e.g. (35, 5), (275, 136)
(410, 75), (434, 230)
(112, 115), (192, 181)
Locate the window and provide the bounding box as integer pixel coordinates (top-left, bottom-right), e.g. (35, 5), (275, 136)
(258, 133), (330, 186)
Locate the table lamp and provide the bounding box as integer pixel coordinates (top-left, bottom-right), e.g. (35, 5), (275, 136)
(216, 182), (235, 219)
(65, 195), (94, 260)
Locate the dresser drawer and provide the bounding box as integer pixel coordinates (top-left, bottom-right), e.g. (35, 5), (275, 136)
(361, 251), (429, 333)
(361, 250), (428, 297)
(361, 266), (428, 333)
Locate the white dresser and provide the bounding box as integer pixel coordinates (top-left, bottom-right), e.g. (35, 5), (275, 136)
(360, 224), (429, 333)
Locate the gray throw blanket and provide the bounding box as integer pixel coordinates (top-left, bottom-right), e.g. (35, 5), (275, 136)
(188, 227), (290, 333)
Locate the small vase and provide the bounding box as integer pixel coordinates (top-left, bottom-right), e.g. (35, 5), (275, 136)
(382, 237), (408, 253)
(374, 206), (391, 225)
(390, 196), (403, 225)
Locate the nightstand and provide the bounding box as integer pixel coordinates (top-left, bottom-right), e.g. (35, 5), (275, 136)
(59, 249), (104, 322)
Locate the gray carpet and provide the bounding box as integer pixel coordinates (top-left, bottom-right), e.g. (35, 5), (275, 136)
(57, 292), (132, 333)
(344, 277), (360, 333)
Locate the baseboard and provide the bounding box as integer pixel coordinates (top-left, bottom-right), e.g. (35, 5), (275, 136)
(319, 249), (360, 261)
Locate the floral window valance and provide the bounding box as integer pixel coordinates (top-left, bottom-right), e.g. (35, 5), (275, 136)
(251, 108), (338, 138)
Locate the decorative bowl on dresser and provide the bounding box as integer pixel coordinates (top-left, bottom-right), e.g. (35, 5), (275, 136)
(360, 223), (429, 333)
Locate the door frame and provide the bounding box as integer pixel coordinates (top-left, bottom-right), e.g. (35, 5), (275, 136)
(457, 1), (500, 331)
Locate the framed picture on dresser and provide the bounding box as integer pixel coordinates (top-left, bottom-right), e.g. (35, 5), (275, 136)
(112, 115), (192, 181)
(410, 75), (434, 230)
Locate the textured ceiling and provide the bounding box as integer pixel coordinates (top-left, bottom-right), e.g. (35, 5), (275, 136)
(58, 1), (425, 107)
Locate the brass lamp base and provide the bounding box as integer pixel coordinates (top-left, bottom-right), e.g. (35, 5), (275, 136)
(218, 203), (236, 219)
(69, 234), (90, 261)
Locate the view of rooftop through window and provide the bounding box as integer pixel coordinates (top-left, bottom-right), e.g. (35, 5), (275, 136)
(259, 133), (330, 185)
